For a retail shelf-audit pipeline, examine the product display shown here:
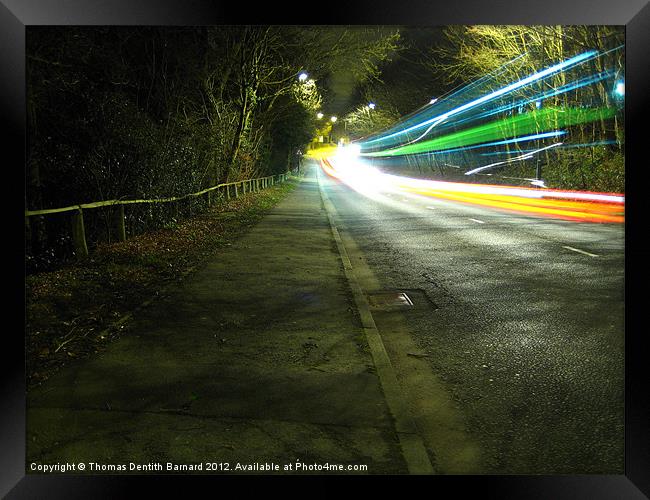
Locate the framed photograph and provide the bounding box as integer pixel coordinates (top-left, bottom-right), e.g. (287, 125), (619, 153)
(3, 0), (648, 497)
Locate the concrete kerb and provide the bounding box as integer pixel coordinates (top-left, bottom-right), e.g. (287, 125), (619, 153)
(316, 166), (434, 475)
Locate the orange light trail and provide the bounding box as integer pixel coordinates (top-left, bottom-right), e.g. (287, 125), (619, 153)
(320, 158), (624, 224)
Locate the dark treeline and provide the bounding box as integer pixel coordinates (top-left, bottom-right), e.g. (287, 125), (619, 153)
(27, 26), (315, 211)
(26, 26), (399, 271)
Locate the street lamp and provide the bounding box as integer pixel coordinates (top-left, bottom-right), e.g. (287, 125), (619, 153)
(298, 72), (308, 82)
(330, 116), (337, 123)
(316, 112), (324, 119)
(368, 102), (376, 109)
(614, 80), (625, 97)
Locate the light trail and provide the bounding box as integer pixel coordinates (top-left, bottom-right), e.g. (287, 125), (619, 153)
(361, 50), (599, 148)
(403, 131), (568, 159)
(362, 107), (616, 158)
(322, 47), (624, 223)
(320, 156), (624, 224)
(422, 69), (617, 138)
(357, 53), (531, 146)
(464, 142), (564, 176)
(478, 140), (618, 156)
(356, 46), (624, 173)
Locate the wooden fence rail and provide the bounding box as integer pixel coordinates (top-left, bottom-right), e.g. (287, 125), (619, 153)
(25, 173), (292, 258)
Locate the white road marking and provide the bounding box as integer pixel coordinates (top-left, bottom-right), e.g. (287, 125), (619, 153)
(562, 245), (599, 257)
(468, 218), (485, 224)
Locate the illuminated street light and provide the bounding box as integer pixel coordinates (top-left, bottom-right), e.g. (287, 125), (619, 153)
(316, 112), (324, 119)
(330, 116), (338, 123)
(298, 72), (308, 82)
(368, 102), (376, 109)
(614, 80), (625, 97)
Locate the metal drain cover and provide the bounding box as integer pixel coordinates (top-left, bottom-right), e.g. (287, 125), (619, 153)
(367, 291), (414, 308)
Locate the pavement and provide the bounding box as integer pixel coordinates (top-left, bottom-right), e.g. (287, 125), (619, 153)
(26, 166), (411, 475)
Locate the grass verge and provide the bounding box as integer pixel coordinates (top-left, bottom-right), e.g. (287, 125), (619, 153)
(25, 179), (298, 390)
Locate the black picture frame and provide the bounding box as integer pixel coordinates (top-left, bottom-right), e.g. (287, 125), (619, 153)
(2, 0), (648, 497)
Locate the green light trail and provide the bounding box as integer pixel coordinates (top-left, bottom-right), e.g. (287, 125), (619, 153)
(362, 107), (617, 158)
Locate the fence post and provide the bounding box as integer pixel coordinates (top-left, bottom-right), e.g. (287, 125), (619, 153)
(113, 204), (126, 242)
(25, 216), (32, 256)
(235, 184), (239, 197)
(207, 191), (212, 208)
(71, 208), (89, 257)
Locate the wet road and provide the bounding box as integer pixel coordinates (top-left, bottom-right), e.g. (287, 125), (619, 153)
(316, 160), (625, 474)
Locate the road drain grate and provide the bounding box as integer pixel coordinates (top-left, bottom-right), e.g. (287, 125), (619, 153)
(367, 291), (414, 308)
(366, 289), (438, 310)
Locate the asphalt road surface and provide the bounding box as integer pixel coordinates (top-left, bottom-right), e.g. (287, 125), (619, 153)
(315, 159), (624, 474)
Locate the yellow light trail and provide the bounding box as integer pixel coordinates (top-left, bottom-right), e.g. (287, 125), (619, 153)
(320, 157), (624, 224)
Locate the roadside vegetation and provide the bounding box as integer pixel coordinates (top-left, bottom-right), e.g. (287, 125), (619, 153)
(26, 181), (296, 389)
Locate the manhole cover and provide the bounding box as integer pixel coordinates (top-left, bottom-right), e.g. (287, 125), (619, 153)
(367, 291), (414, 308)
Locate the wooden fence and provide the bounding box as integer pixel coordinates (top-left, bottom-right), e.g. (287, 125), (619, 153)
(25, 173), (292, 258)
